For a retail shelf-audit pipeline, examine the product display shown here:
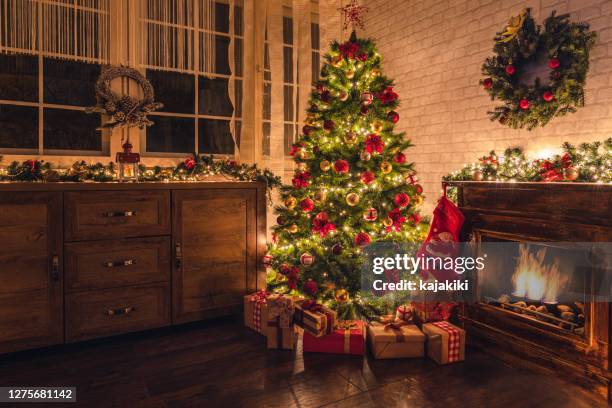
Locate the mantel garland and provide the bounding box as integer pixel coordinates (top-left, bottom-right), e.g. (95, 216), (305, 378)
(0, 155), (281, 193)
(443, 138), (612, 184)
(481, 9), (596, 130)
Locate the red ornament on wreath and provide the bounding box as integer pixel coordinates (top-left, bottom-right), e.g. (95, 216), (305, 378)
(548, 58), (560, 69)
(505, 65), (516, 75)
(543, 91), (554, 102)
(519, 99), (530, 110)
(483, 78), (493, 89)
(300, 252), (315, 266)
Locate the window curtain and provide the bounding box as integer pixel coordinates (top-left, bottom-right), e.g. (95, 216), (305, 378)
(0, 0), (110, 63)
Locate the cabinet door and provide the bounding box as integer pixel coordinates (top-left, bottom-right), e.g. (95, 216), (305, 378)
(0, 192), (63, 353)
(172, 189), (257, 323)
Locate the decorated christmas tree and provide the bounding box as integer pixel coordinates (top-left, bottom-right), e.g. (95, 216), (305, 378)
(264, 30), (427, 317)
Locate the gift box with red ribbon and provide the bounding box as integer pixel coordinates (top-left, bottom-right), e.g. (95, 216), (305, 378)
(411, 300), (457, 324)
(243, 290), (269, 335)
(266, 294), (297, 350)
(367, 316), (425, 359)
(422, 321), (465, 364)
(303, 320), (365, 355)
(293, 300), (336, 337)
(395, 304), (414, 322)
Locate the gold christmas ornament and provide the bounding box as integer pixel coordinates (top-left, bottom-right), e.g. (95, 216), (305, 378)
(320, 160), (331, 171)
(284, 196), (297, 209)
(413, 195), (424, 206)
(313, 190), (327, 202)
(383, 217), (393, 227)
(296, 150), (308, 160)
(472, 170), (484, 181)
(360, 151), (371, 161)
(371, 120), (384, 133)
(288, 224), (299, 233)
(564, 167), (579, 181)
(381, 161), (393, 174)
(335, 289), (349, 303)
(332, 55), (343, 68)
(345, 131), (357, 144)
(372, 69), (381, 77)
(346, 69), (355, 79)
(339, 91), (349, 101)
(297, 162), (307, 171)
(346, 192), (360, 206)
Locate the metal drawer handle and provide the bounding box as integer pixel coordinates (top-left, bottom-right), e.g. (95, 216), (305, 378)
(102, 259), (136, 268)
(106, 306), (136, 316)
(51, 254), (60, 281)
(175, 242), (182, 269)
(103, 211), (136, 218)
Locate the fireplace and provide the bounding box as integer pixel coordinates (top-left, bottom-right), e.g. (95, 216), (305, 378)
(445, 182), (612, 402)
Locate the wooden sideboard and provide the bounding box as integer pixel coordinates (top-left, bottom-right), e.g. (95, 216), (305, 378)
(0, 182), (267, 354)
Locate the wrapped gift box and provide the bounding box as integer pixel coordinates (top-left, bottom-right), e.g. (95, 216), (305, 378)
(422, 321), (466, 364)
(411, 300), (457, 324)
(293, 300), (336, 337)
(367, 319), (425, 359)
(266, 294), (297, 350)
(303, 320), (365, 355)
(243, 290), (269, 335)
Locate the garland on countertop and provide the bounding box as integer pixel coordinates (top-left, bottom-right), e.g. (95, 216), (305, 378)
(0, 155), (282, 192)
(481, 9), (596, 130)
(443, 138), (612, 183)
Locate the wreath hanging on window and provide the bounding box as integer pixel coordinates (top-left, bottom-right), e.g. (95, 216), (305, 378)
(86, 66), (163, 129)
(481, 9), (596, 130)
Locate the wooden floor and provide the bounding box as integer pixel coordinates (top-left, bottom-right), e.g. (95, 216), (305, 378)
(0, 318), (606, 408)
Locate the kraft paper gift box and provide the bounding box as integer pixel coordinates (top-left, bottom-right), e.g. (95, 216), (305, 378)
(422, 321), (466, 364)
(303, 320), (365, 355)
(367, 318), (425, 359)
(293, 300), (336, 338)
(266, 294), (297, 350)
(243, 290), (269, 335)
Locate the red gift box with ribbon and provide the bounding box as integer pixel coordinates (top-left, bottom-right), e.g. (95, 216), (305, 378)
(422, 321), (465, 364)
(303, 320), (365, 355)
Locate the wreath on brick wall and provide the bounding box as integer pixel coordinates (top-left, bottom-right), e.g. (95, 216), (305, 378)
(86, 66), (163, 129)
(481, 9), (596, 130)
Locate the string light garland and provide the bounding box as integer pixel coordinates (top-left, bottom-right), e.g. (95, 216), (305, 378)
(0, 155), (281, 193)
(443, 138), (612, 184)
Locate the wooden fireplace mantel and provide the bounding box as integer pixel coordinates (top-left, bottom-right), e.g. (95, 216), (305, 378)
(0, 181), (267, 354)
(445, 181), (612, 401)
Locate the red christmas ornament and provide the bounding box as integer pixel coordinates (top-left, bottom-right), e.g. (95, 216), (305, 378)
(483, 78), (493, 89)
(302, 125), (313, 135)
(332, 243), (343, 255)
(312, 211), (336, 237)
(300, 252), (315, 266)
(387, 111), (399, 123)
(519, 99), (530, 110)
(354, 232), (371, 247)
(184, 157), (196, 170)
(316, 83), (325, 93)
(505, 65), (516, 75)
(360, 105), (369, 115)
(364, 207), (378, 221)
(300, 198), (314, 213)
(361, 170), (375, 184)
(365, 134), (384, 154)
(361, 92), (374, 106)
(320, 90), (331, 103)
(407, 174), (418, 185)
(415, 184), (423, 195)
(303, 279), (318, 296)
(280, 263), (292, 275)
(543, 91), (554, 102)
(393, 152), (406, 164)
(323, 119), (335, 131)
(262, 254), (273, 267)
(548, 58), (560, 69)
(377, 86), (398, 104)
(409, 213), (422, 225)
(292, 171), (311, 189)
(334, 159), (350, 174)
(276, 215), (285, 225)
(394, 192), (411, 208)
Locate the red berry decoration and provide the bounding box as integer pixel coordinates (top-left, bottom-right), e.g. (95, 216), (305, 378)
(300, 198), (314, 213)
(394, 192), (410, 208)
(303, 279), (318, 296)
(483, 78), (493, 89)
(354, 232), (371, 247)
(548, 58), (560, 69)
(543, 91), (554, 102)
(393, 152), (406, 164)
(519, 99), (530, 110)
(387, 111), (400, 123)
(334, 159), (349, 174)
(505, 65), (516, 75)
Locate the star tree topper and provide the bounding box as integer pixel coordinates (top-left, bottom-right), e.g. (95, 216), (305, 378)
(339, 0), (369, 31)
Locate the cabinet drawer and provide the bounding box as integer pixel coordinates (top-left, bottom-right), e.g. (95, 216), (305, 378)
(66, 283), (170, 342)
(64, 191), (170, 241)
(65, 237), (171, 292)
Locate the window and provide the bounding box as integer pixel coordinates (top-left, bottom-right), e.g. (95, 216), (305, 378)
(0, 1), (109, 155)
(282, 7), (298, 156)
(262, 23), (272, 157)
(141, 0), (243, 156)
(311, 14), (320, 86)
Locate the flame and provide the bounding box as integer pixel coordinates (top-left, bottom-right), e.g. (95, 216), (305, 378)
(512, 245), (567, 303)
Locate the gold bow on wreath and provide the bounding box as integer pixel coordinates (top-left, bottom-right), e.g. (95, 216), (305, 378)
(497, 9), (527, 43)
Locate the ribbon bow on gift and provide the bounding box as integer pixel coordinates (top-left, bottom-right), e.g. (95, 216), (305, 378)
(250, 289), (268, 304)
(268, 295), (295, 328)
(378, 315), (409, 343)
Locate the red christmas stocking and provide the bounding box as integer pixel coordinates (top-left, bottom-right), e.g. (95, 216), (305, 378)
(416, 194), (465, 282)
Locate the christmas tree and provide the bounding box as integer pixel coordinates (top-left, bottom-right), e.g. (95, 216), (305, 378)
(264, 31), (427, 317)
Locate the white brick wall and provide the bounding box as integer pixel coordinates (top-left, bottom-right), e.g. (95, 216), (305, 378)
(363, 0), (612, 214)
